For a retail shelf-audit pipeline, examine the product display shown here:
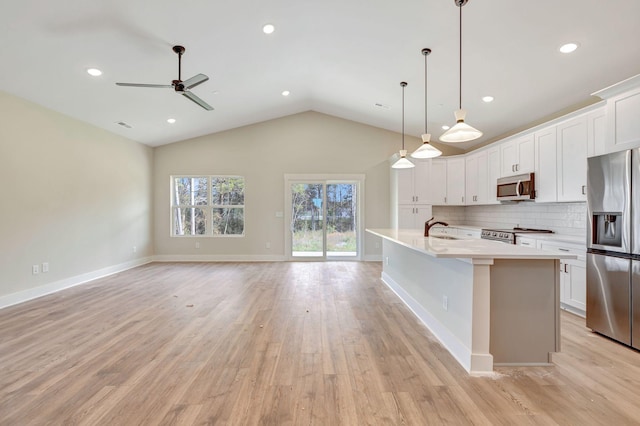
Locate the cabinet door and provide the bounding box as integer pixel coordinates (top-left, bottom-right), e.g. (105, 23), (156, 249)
(396, 168), (415, 205)
(397, 205), (432, 229)
(557, 116), (587, 202)
(465, 154), (478, 204)
(534, 126), (557, 203)
(587, 108), (606, 158)
(446, 157), (466, 205)
(516, 134), (535, 173)
(501, 140), (518, 176)
(568, 261), (587, 312)
(429, 159), (447, 205)
(487, 147), (501, 204)
(604, 87), (640, 153)
(475, 150), (488, 204)
(413, 160), (431, 204)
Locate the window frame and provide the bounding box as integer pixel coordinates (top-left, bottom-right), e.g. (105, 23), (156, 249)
(170, 175), (245, 238)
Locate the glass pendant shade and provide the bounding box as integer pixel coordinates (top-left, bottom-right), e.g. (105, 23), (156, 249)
(392, 150), (415, 169)
(439, 109), (483, 143)
(412, 133), (442, 158)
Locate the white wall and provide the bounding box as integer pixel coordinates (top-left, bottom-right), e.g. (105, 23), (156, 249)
(0, 91), (154, 304)
(153, 111), (439, 260)
(434, 202), (587, 237)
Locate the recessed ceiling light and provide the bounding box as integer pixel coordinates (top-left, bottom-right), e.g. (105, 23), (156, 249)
(442, 125), (450, 130)
(263, 24), (275, 34)
(482, 96), (494, 103)
(167, 118), (176, 124)
(281, 90), (290, 96)
(559, 42), (579, 54)
(87, 68), (102, 76)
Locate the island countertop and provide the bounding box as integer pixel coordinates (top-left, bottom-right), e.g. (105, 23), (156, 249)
(366, 228), (577, 261)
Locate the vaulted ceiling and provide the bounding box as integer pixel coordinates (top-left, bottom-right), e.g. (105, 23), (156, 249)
(1, 0), (639, 149)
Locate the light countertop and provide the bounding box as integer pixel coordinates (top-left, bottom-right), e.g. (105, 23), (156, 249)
(367, 228), (578, 260)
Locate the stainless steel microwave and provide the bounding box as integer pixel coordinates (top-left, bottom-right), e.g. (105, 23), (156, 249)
(496, 173), (535, 201)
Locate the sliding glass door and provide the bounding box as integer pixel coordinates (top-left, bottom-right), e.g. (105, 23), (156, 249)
(286, 175), (363, 260)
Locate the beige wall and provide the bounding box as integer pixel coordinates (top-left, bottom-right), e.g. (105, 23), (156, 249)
(154, 111), (455, 259)
(0, 91), (154, 302)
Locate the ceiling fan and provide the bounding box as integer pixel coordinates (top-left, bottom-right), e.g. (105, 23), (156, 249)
(116, 45), (213, 111)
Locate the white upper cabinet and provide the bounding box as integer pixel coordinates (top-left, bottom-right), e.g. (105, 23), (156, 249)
(534, 126), (558, 203)
(396, 160), (430, 205)
(501, 134), (535, 176)
(446, 157), (466, 205)
(465, 150), (488, 204)
(587, 106), (606, 158)
(429, 158), (448, 205)
(556, 116), (588, 202)
(592, 74), (640, 153)
(486, 147), (501, 204)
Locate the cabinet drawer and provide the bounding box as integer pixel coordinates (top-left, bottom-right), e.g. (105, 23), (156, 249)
(537, 241), (586, 262)
(516, 237), (537, 247)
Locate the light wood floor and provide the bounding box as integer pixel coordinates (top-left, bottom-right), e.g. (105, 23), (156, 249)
(1, 262), (640, 425)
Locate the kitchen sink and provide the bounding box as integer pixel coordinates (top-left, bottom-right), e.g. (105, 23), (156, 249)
(430, 235), (458, 240)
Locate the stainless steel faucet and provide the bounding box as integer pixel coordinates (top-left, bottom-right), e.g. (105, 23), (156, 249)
(424, 217), (449, 237)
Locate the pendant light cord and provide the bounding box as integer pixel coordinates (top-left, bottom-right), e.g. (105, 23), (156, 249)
(458, 3), (462, 110)
(424, 53), (428, 133)
(401, 82), (406, 149)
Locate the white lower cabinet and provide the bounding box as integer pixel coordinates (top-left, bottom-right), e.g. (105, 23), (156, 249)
(537, 240), (586, 317)
(398, 205), (433, 230)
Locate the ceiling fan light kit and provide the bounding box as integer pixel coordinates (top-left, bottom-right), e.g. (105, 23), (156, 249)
(412, 48), (442, 159)
(116, 45), (214, 111)
(439, 0), (482, 143)
(392, 82), (415, 169)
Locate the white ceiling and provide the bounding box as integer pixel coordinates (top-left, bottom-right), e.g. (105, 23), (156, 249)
(1, 0), (640, 149)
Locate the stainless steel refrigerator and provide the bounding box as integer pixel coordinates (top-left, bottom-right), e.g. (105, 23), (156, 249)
(586, 149), (640, 349)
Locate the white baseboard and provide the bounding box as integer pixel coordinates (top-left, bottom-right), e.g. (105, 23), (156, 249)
(153, 254), (287, 262)
(0, 257), (153, 310)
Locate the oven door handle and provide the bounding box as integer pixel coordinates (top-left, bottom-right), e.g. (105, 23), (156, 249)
(516, 180), (522, 197)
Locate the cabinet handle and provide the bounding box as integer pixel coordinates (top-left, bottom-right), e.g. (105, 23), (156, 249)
(582, 185), (586, 195)
(522, 242), (531, 246)
(462, 196), (464, 203)
(444, 197), (447, 204)
(512, 164), (515, 172)
(416, 196), (419, 202)
(558, 248), (570, 252)
(564, 264), (569, 273)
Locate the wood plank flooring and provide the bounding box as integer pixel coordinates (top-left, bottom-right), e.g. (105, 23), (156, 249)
(1, 261), (640, 425)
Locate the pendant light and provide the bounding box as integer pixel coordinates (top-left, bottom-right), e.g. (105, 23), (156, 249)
(439, 0), (482, 143)
(391, 81), (415, 169)
(412, 48), (442, 159)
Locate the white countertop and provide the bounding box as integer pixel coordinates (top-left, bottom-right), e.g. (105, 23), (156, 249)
(367, 228), (578, 260)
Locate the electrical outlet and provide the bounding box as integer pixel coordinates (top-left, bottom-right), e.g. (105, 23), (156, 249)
(42, 262), (49, 273)
(266, 242), (271, 249)
(195, 242), (200, 249)
(385, 256), (389, 266)
(132, 246), (137, 253)
(32, 265), (39, 275)
(375, 242), (380, 249)
(442, 296), (448, 311)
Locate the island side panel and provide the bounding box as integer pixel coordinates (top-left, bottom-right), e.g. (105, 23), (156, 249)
(380, 238), (476, 371)
(489, 258), (560, 365)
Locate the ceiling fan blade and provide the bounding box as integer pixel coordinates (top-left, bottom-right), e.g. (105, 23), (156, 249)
(181, 73), (209, 90)
(182, 91), (214, 111)
(116, 82), (173, 88)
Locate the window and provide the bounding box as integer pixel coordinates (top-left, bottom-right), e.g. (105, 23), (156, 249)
(172, 176), (245, 236)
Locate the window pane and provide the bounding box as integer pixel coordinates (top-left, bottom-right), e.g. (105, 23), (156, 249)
(174, 177), (208, 206)
(173, 207), (206, 235)
(212, 177), (244, 205)
(211, 207), (244, 235)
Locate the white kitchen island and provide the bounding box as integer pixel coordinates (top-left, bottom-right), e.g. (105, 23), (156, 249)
(366, 228), (577, 375)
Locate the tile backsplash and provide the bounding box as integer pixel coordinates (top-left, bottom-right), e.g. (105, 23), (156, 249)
(433, 202), (587, 237)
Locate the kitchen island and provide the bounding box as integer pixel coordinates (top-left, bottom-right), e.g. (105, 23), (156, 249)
(366, 228), (577, 374)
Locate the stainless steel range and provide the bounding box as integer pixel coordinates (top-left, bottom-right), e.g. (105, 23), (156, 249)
(481, 227), (553, 244)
